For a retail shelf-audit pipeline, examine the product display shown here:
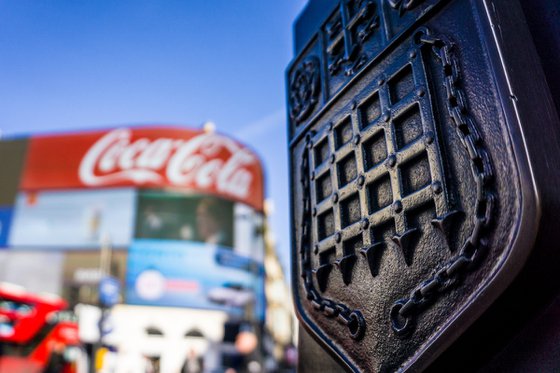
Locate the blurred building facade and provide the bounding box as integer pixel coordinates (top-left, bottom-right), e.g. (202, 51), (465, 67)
(0, 125), (293, 372)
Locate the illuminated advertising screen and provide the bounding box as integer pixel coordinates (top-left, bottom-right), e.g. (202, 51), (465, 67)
(20, 127), (264, 210)
(3, 126), (264, 249)
(9, 189), (136, 249)
(126, 240), (263, 317)
(0, 126), (266, 320)
(126, 190), (265, 320)
(135, 192), (235, 246)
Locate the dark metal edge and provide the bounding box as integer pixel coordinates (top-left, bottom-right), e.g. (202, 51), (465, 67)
(286, 26), (358, 373)
(402, 0), (545, 370)
(287, 153), (357, 373)
(287, 54), (357, 373)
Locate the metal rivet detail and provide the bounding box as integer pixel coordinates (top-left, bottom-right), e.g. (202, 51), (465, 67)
(393, 200), (403, 213)
(312, 207), (317, 216)
(409, 50), (417, 59)
(361, 218), (370, 230)
(332, 193), (339, 203)
(314, 245), (319, 254)
(357, 175), (365, 188)
(432, 181), (443, 194)
(378, 78), (385, 86)
(417, 88), (425, 97)
(351, 101), (357, 110)
(387, 154), (397, 168)
(328, 122), (334, 131)
(311, 171), (315, 181)
(330, 154), (336, 164)
(353, 134), (361, 145)
(335, 232), (342, 243)
(382, 112), (391, 122)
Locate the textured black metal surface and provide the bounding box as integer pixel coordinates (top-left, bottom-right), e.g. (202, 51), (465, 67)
(287, 0), (558, 371)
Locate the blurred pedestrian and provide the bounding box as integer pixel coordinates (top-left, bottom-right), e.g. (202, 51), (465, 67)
(180, 348), (203, 373)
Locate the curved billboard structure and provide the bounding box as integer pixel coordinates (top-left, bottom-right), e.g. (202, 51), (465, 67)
(20, 126), (264, 210)
(1, 125), (266, 320)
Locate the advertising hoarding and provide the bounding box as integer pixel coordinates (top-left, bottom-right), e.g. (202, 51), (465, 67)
(135, 191), (234, 246)
(127, 190), (265, 320)
(20, 127), (264, 211)
(9, 189), (136, 249)
(0, 125), (266, 321)
(125, 239), (264, 319)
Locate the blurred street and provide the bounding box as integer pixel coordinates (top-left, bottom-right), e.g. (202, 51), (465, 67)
(0, 2), (306, 372)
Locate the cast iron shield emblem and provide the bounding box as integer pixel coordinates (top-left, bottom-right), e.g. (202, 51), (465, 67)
(288, 0), (539, 371)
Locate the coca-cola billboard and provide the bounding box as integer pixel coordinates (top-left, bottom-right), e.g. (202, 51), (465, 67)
(20, 127), (264, 210)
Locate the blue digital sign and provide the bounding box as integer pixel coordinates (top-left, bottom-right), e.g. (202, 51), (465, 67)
(0, 207), (13, 247)
(125, 239), (264, 320)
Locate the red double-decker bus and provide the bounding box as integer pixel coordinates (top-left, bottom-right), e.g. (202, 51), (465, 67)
(0, 283), (84, 373)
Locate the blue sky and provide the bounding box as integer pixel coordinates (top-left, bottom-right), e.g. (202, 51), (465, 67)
(0, 0), (308, 277)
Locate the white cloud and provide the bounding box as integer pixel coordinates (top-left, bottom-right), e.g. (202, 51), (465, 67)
(233, 109), (285, 141)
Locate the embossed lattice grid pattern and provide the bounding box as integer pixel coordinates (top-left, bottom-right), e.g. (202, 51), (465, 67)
(309, 52), (451, 291)
(323, 0), (380, 78)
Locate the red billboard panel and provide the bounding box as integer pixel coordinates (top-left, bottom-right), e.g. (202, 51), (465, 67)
(21, 127), (264, 210)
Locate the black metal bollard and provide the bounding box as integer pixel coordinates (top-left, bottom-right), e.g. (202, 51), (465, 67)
(286, 0), (560, 371)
